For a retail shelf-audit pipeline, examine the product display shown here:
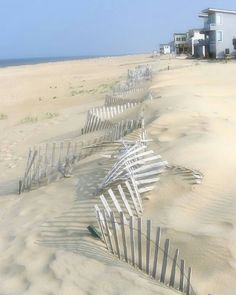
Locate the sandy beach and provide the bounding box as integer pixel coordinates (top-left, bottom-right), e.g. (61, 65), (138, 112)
(1, 54), (236, 295)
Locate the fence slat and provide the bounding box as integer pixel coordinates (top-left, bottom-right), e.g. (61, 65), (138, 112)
(152, 226), (161, 279)
(186, 267), (192, 295)
(108, 189), (127, 224)
(125, 181), (139, 215)
(160, 238), (170, 284)
(120, 212), (128, 262)
(129, 216), (135, 266)
(138, 217), (142, 270)
(179, 259), (185, 292)
(101, 209), (114, 254)
(95, 207), (108, 248)
(110, 212), (120, 259)
(146, 219), (151, 275)
(169, 249), (179, 287)
(118, 184), (133, 217)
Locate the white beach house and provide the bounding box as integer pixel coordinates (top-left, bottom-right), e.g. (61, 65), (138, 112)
(199, 8), (236, 58)
(160, 44), (171, 55)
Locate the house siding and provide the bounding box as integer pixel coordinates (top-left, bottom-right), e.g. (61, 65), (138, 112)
(215, 12), (236, 58)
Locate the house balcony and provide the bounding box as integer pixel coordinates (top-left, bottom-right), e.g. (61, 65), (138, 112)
(202, 23), (216, 32)
(197, 39), (209, 46)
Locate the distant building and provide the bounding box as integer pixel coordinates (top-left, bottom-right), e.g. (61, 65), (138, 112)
(187, 29), (205, 57)
(160, 44), (171, 54)
(199, 8), (236, 58)
(173, 33), (189, 54)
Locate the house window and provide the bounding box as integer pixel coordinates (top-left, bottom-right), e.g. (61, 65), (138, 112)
(216, 14), (223, 25)
(209, 14), (216, 24)
(182, 37), (186, 41)
(217, 31), (223, 42)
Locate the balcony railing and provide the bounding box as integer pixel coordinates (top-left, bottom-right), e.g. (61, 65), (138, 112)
(203, 23), (216, 31)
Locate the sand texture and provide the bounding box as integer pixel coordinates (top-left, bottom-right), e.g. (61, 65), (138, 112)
(0, 54), (236, 294)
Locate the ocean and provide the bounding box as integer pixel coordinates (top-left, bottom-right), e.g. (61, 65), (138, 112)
(0, 56), (102, 68)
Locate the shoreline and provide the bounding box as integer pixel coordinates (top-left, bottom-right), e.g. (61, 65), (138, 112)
(0, 52), (150, 69)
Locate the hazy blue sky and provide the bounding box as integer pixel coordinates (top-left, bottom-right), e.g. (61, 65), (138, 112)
(0, 0), (235, 58)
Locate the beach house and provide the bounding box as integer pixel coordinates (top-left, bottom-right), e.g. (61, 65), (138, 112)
(160, 44), (171, 55)
(199, 8), (236, 58)
(173, 33), (189, 54)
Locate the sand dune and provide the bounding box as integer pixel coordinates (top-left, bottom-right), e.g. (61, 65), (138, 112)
(1, 55), (236, 294)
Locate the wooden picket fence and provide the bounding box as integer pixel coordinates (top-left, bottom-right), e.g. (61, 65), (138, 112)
(95, 209), (195, 295)
(100, 142), (167, 193)
(98, 179), (143, 221)
(104, 92), (153, 106)
(127, 65), (152, 81)
(87, 103), (139, 120)
(19, 120), (145, 193)
(112, 85), (148, 97)
(19, 140), (80, 193)
(82, 114), (143, 135)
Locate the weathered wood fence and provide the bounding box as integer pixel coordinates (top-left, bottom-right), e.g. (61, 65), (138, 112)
(104, 92), (153, 106)
(82, 114), (143, 135)
(100, 142), (167, 193)
(112, 84), (148, 97)
(20, 119), (145, 193)
(127, 65), (152, 81)
(95, 209), (195, 295)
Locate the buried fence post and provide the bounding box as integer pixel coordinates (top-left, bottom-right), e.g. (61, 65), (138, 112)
(138, 217), (142, 270)
(160, 239), (170, 284)
(146, 219), (151, 275)
(186, 267), (192, 295)
(152, 226), (161, 279)
(169, 248), (179, 287)
(179, 259), (185, 292)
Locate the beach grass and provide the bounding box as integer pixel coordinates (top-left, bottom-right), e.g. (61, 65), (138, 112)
(44, 112), (59, 119)
(0, 113), (8, 120)
(20, 115), (38, 124)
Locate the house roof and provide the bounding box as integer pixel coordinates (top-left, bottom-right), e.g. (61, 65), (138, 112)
(202, 8), (236, 15)
(174, 33), (187, 36)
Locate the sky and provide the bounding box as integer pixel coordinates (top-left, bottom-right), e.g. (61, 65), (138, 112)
(0, 0), (235, 59)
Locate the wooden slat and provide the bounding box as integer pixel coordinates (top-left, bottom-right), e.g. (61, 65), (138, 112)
(101, 209), (114, 254)
(138, 217), (142, 270)
(129, 216), (135, 266)
(110, 212), (120, 258)
(108, 189), (127, 224)
(186, 267), (192, 295)
(100, 194), (112, 217)
(125, 181), (139, 215)
(160, 239), (170, 284)
(117, 184), (133, 217)
(179, 259), (185, 292)
(130, 176), (143, 212)
(146, 219), (151, 275)
(169, 249), (179, 287)
(152, 226), (161, 279)
(95, 206), (107, 248)
(120, 212), (128, 262)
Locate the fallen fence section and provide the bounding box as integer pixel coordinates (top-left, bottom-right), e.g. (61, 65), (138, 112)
(100, 142), (167, 194)
(19, 121), (145, 193)
(95, 209), (195, 295)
